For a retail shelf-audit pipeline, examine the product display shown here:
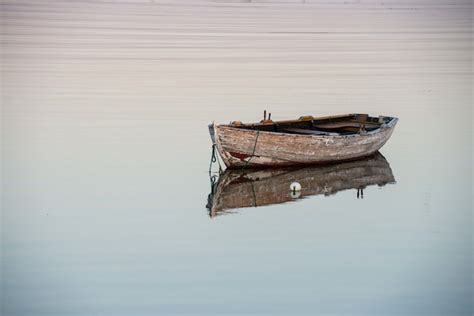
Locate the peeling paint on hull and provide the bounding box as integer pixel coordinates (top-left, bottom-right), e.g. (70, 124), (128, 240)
(210, 115), (398, 168)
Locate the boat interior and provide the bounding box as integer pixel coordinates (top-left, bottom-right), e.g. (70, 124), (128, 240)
(228, 113), (394, 136)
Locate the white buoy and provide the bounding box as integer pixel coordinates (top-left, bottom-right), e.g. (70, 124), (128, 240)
(290, 190), (301, 199)
(290, 182), (301, 192)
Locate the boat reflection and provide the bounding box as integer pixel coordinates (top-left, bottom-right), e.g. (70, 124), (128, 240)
(206, 152), (396, 217)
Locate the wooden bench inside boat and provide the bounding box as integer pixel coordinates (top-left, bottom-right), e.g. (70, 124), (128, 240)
(283, 128), (340, 136)
(229, 113), (391, 135)
(313, 121), (380, 129)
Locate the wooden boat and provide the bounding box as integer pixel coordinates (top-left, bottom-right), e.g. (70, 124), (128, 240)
(206, 152), (396, 217)
(209, 113), (398, 168)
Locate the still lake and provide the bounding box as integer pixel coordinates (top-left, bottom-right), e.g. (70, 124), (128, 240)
(1, 1), (472, 315)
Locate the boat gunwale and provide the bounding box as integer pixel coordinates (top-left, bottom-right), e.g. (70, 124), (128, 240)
(216, 116), (398, 139)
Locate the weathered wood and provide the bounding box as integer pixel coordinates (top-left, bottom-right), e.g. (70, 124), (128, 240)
(314, 121), (380, 129)
(210, 114), (398, 168)
(284, 128), (339, 136)
(207, 152), (395, 217)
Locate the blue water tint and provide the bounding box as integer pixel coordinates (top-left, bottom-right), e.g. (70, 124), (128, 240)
(1, 0), (472, 315)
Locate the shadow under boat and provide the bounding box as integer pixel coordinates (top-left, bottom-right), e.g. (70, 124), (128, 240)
(206, 152), (396, 217)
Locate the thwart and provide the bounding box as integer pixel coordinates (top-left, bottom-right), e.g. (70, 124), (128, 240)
(209, 112), (398, 169)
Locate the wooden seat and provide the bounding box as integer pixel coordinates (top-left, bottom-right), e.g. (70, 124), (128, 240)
(284, 128), (340, 136)
(314, 121), (380, 130)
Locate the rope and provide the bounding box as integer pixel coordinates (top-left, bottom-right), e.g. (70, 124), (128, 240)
(210, 174), (218, 190)
(242, 130), (260, 170)
(211, 144), (217, 163)
(251, 182), (258, 207)
(206, 172), (220, 216)
(209, 144), (222, 173)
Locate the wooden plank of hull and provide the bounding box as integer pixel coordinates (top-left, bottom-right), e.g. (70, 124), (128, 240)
(213, 118), (397, 168)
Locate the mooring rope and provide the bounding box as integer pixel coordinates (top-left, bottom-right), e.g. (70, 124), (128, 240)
(209, 144), (216, 172)
(209, 143), (223, 174)
(211, 144), (217, 163)
(251, 182), (258, 207)
(242, 130), (260, 170)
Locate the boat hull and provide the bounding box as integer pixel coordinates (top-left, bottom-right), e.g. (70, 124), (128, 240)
(211, 117), (397, 168)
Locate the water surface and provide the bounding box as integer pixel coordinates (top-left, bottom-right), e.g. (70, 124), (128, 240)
(1, 1), (472, 315)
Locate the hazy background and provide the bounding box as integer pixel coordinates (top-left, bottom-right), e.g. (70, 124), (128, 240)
(1, 0), (472, 315)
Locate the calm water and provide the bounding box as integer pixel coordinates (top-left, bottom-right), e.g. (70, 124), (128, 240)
(1, 0), (472, 315)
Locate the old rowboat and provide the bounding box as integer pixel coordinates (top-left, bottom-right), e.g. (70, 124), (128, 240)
(209, 113), (398, 168)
